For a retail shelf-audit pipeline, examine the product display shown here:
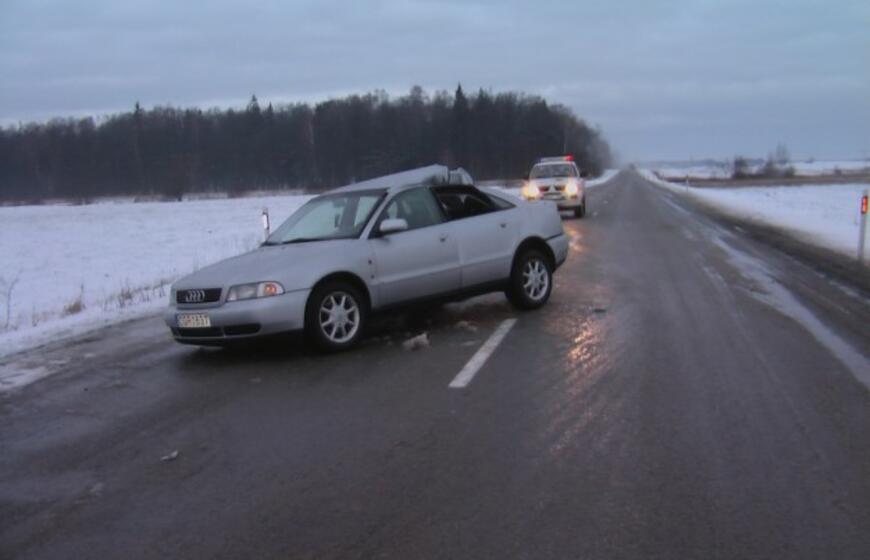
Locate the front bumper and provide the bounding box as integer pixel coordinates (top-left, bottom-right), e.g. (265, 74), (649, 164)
(554, 197), (582, 210)
(524, 193), (582, 209)
(547, 233), (570, 270)
(163, 288), (310, 344)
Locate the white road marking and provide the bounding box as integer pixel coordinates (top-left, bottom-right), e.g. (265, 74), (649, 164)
(449, 318), (517, 389)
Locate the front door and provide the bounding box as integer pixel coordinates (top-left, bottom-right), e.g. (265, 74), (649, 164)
(369, 188), (461, 306)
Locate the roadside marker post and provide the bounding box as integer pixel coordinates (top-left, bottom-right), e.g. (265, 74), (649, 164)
(859, 190), (868, 265)
(262, 208), (271, 240)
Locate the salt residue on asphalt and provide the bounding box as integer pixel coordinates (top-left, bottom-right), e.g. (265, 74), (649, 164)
(0, 194), (311, 358)
(640, 169), (868, 257)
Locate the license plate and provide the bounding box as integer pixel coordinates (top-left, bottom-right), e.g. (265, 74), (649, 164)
(177, 313), (211, 329)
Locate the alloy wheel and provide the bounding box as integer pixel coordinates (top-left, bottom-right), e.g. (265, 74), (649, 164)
(318, 291), (360, 343)
(522, 259), (550, 301)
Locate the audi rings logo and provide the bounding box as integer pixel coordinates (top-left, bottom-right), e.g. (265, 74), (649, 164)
(184, 289), (206, 303)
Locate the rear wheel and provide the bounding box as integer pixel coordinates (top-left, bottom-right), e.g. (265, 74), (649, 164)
(506, 249), (553, 310)
(305, 281), (366, 351)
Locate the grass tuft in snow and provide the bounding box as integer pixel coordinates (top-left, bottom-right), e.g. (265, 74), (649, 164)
(62, 286), (86, 317)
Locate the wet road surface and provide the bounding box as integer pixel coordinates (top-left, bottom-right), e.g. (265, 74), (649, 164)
(2, 170), (870, 559)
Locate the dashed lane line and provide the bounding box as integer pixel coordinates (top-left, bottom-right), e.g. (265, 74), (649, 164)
(448, 318), (517, 389)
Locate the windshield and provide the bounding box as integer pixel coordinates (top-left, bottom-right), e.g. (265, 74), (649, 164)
(530, 164), (576, 179)
(264, 190), (384, 245)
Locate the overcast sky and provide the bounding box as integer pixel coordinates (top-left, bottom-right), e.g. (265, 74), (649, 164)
(1, 0), (868, 161)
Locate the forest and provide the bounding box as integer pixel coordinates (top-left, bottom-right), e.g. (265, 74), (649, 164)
(0, 85), (613, 202)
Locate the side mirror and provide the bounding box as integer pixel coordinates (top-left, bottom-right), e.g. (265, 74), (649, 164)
(580, 171), (589, 179)
(379, 218), (409, 235)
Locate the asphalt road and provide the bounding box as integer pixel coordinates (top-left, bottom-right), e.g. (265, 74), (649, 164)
(2, 170), (870, 559)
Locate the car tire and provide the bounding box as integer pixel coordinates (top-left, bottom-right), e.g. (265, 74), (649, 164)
(506, 249), (553, 310)
(574, 197), (586, 218)
(305, 281), (367, 351)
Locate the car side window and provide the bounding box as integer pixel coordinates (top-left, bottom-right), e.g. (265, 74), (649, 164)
(379, 188), (444, 231)
(433, 187), (499, 220)
(489, 194), (516, 210)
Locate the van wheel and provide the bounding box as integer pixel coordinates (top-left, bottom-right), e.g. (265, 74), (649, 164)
(574, 197), (586, 218)
(305, 281), (366, 351)
(506, 249), (553, 310)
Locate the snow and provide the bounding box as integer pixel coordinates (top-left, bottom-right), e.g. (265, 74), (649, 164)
(402, 332), (430, 351)
(587, 169), (620, 187)
(336, 164), (450, 191)
(639, 169), (868, 257)
(0, 363), (51, 391)
(650, 164), (732, 179)
(791, 160), (870, 176)
(0, 194), (311, 358)
(710, 233), (870, 388)
(644, 159), (870, 180)
(0, 168), (621, 360)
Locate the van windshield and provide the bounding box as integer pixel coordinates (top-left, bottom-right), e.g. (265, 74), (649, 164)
(530, 164), (577, 179)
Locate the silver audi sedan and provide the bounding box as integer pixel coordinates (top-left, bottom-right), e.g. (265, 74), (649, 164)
(165, 165), (569, 351)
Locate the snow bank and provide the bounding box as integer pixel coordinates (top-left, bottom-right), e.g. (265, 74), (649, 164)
(639, 170), (868, 257)
(0, 194), (311, 358)
(587, 169), (620, 187)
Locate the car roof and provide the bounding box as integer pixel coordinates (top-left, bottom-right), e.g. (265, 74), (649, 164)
(532, 160), (577, 167)
(331, 165), (473, 195)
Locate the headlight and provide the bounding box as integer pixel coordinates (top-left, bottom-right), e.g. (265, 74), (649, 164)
(565, 181), (578, 196)
(522, 183), (540, 199)
(226, 281), (284, 302)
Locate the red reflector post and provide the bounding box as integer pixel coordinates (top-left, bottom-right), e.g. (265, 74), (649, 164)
(862, 195), (868, 215)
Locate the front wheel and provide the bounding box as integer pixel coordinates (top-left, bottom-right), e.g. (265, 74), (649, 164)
(305, 282), (367, 351)
(574, 197), (586, 218)
(506, 249), (553, 310)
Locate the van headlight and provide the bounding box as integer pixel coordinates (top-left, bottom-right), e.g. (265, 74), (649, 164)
(565, 181), (579, 196)
(227, 281), (284, 301)
(522, 183), (540, 199)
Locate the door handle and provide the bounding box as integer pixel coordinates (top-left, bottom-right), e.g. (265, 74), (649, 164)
(499, 222), (507, 228)
(439, 234), (448, 242)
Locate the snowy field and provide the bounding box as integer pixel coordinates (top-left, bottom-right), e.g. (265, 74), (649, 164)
(640, 170), (868, 257)
(791, 160), (870, 176)
(647, 159), (870, 180)
(648, 163), (732, 179)
(0, 170), (621, 359)
(0, 194), (310, 358)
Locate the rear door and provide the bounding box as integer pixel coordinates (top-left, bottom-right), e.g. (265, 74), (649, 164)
(368, 187), (461, 306)
(433, 187), (521, 288)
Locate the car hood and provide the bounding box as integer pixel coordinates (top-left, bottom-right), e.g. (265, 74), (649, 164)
(173, 239), (358, 291)
(529, 177), (574, 187)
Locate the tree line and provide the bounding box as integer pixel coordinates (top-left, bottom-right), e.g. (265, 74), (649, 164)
(0, 85), (613, 202)
(732, 144), (794, 179)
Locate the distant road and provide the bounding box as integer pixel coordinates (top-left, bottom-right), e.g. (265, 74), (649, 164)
(2, 170), (869, 559)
